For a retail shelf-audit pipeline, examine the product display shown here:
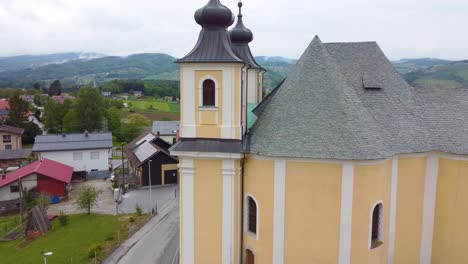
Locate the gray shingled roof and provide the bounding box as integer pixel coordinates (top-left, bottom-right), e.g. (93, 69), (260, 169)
(152, 121), (180, 136)
(177, 29), (244, 63)
(0, 149), (32, 160)
(248, 36), (466, 160)
(33, 133), (112, 152)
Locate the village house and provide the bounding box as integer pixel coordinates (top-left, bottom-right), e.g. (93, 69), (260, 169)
(19, 94), (35, 104)
(0, 125), (23, 150)
(124, 132), (178, 187)
(0, 99), (9, 120)
(101, 91), (112, 98)
(0, 159), (73, 215)
(33, 132), (112, 179)
(171, 1), (468, 263)
(152, 121), (179, 144)
(51, 94), (75, 104)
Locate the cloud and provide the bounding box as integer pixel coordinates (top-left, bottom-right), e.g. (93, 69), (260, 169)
(0, 0), (467, 60)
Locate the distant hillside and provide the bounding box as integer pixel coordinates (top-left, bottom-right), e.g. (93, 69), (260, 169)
(0, 52), (466, 90)
(0, 53), (178, 88)
(403, 61), (468, 89)
(255, 56), (296, 89)
(0, 52), (105, 73)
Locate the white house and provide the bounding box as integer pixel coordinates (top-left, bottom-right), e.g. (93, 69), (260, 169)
(32, 132), (112, 175)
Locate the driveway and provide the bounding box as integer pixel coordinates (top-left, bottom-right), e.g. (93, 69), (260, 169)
(48, 179), (116, 215)
(48, 178), (178, 216)
(118, 185), (178, 215)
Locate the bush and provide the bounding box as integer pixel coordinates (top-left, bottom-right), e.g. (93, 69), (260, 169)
(135, 203), (143, 216)
(58, 211), (69, 226)
(88, 243), (103, 259)
(129, 216), (135, 223)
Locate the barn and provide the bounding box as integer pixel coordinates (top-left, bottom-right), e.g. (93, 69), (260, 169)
(2, 159), (73, 197)
(124, 132), (179, 187)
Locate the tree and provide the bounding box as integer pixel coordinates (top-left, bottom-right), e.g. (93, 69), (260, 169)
(43, 99), (71, 133)
(63, 109), (79, 133)
(22, 122), (41, 145)
(105, 107), (121, 133)
(33, 94), (48, 107)
(33, 82), (41, 90)
(127, 113), (150, 127)
(48, 80), (62, 96)
(75, 185), (102, 214)
(75, 88), (104, 132)
(8, 92), (29, 128)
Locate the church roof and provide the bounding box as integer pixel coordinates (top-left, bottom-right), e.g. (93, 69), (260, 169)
(177, 0), (244, 64)
(228, 2), (263, 69)
(249, 36), (468, 160)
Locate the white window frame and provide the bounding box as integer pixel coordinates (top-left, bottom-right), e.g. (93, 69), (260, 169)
(198, 76), (219, 109)
(90, 151), (100, 160)
(369, 200), (384, 250)
(73, 152), (83, 161)
(244, 194), (259, 240)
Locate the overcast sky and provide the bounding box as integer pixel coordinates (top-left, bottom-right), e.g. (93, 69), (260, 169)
(0, 0), (467, 60)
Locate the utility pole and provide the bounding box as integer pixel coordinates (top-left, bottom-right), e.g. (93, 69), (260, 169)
(148, 160), (153, 215)
(17, 162), (24, 223)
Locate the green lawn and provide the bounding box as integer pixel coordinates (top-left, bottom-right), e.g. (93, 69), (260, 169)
(123, 99), (180, 113)
(0, 215), (20, 237)
(0, 214), (127, 264)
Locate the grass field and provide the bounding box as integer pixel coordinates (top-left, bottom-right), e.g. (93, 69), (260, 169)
(0, 214), (134, 264)
(123, 99), (180, 113)
(0, 214), (20, 237)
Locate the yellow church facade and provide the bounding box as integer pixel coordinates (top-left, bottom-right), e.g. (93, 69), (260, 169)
(170, 1), (468, 263)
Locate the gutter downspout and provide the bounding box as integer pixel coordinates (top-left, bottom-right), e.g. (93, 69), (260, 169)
(240, 62), (249, 263)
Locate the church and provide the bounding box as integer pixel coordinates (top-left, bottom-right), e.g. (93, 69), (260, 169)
(170, 0), (468, 263)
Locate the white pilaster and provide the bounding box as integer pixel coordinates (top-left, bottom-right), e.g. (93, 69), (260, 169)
(420, 154), (439, 264)
(222, 159), (236, 264)
(388, 156), (399, 264)
(181, 67), (196, 138)
(338, 162), (354, 264)
(273, 159), (286, 264)
(179, 158), (195, 264)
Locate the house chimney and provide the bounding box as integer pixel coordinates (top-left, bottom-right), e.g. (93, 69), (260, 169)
(84, 130), (89, 137)
(62, 133), (66, 138)
(156, 131), (160, 137)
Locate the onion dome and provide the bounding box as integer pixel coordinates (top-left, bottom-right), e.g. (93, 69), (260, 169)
(229, 2), (253, 44)
(195, 0), (235, 28)
(228, 1), (263, 69)
(178, 0), (243, 63)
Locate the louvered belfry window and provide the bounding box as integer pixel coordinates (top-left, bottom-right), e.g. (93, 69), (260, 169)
(202, 79), (215, 106)
(248, 197), (257, 234)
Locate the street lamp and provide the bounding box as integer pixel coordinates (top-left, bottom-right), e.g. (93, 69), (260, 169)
(42, 252), (53, 264)
(148, 160), (153, 215)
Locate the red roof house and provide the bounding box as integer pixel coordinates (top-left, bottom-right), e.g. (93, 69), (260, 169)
(1, 159), (73, 197)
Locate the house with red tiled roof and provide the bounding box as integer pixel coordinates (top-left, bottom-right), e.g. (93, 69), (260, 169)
(0, 159), (73, 215)
(0, 99), (9, 120)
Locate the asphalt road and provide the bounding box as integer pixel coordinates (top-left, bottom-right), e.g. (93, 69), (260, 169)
(104, 198), (180, 264)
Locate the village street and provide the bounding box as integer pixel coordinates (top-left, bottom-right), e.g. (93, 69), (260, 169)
(104, 195), (179, 264)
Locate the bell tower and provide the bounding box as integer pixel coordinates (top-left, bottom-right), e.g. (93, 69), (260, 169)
(171, 0), (250, 263)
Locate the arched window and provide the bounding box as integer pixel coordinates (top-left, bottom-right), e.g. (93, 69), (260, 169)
(246, 249), (255, 264)
(370, 202), (383, 249)
(247, 196), (257, 235)
(202, 79), (215, 106)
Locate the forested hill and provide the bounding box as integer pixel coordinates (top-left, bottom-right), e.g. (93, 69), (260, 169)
(0, 53), (466, 90)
